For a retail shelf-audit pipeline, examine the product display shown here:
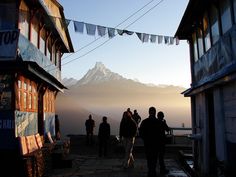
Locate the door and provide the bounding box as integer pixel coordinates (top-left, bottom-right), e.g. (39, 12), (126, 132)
(206, 91), (216, 175)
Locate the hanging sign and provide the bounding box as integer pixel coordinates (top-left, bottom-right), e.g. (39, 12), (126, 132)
(0, 29), (19, 59)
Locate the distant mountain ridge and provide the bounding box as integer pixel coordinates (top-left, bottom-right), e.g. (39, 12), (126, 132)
(57, 62), (190, 136)
(76, 62), (124, 86)
(62, 62), (184, 88)
(62, 77), (77, 87)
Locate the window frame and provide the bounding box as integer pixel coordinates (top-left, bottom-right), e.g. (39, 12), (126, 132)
(39, 27), (46, 55)
(31, 15), (39, 48)
(219, 0), (232, 34)
(17, 76), (38, 112)
(202, 11), (212, 52)
(19, 1), (30, 39)
(209, 4), (221, 45)
(43, 89), (55, 113)
(192, 31), (199, 62)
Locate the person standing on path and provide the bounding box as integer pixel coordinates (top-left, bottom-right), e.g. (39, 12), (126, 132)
(133, 109), (141, 126)
(55, 114), (61, 140)
(139, 107), (162, 177)
(157, 111), (170, 174)
(98, 116), (110, 157)
(119, 111), (137, 169)
(85, 114), (95, 146)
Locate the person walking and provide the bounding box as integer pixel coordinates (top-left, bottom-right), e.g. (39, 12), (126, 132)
(157, 111), (170, 174)
(133, 109), (141, 126)
(85, 114), (95, 146)
(119, 111), (137, 169)
(98, 116), (110, 157)
(139, 107), (164, 177)
(55, 114), (61, 140)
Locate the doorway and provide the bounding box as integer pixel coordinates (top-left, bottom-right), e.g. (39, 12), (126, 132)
(206, 91), (216, 175)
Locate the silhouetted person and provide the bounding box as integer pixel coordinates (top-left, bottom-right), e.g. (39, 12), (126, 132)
(119, 111), (137, 169)
(157, 111), (170, 174)
(133, 109), (141, 125)
(139, 107), (162, 177)
(127, 108), (133, 117)
(55, 114), (61, 140)
(85, 114), (95, 146)
(98, 116), (110, 157)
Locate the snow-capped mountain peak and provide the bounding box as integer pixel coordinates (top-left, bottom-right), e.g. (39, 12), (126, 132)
(77, 62), (124, 85)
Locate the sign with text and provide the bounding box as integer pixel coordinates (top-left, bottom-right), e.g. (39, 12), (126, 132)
(0, 29), (19, 59)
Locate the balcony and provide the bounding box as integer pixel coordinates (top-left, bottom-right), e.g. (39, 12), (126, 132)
(18, 34), (61, 82)
(193, 26), (236, 88)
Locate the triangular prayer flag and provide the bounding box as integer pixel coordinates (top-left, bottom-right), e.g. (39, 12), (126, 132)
(123, 30), (134, 35)
(85, 23), (96, 36)
(150, 35), (157, 43)
(108, 28), (115, 38)
(136, 32), (144, 42)
(117, 29), (124, 35)
(164, 36), (169, 44)
(175, 37), (180, 45)
(117, 29), (134, 36)
(60, 18), (71, 29)
(143, 33), (149, 43)
(64, 19), (71, 27)
(158, 35), (163, 44)
(97, 25), (106, 37)
(170, 37), (174, 45)
(74, 21), (84, 33)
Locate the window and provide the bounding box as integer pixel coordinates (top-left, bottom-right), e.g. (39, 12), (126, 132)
(220, 0), (232, 34)
(43, 90), (55, 113)
(28, 83), (32, 109)
(192, 32), (198, 62)
(39, 28), (46, 54)
(197, 27), (204, 58)
(31, 16), (39, 48)
(23, 82), (27, 110)
(56, 50), (61, 69)
(44, 91), (48, 111)
(47, 37), (52, 60)
(52, 44), (56, 64)
(33, 85), (37, 110)
(203, 12), (211, 51)
(210, 5), (220, 45)
(54, 49), (58, 66)
(19, 2), (29, 39)
(0, 3), (16, 29)
(17, 76), (38, 112)
(18, 80), (23, 110)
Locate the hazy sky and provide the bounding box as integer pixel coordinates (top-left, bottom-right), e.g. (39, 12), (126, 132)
(58, 0), (190, 88)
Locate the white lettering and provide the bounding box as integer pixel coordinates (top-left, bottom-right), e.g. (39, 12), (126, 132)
(0, 29), (19, 59)
(0, 30), (18, 45)
(0, 119), (13, 129)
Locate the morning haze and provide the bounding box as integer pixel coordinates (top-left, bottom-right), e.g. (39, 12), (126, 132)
(56, 62), (190, 137)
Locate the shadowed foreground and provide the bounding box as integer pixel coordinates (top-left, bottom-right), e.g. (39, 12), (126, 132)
(47, 135), (190, 177)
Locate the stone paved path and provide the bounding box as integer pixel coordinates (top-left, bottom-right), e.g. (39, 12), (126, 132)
(47, 135), (190, 177)
(48, 155), (189, 177)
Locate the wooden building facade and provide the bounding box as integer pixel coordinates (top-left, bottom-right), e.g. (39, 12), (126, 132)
(176, 0), (236, 176)
(0, 0), (73, 153)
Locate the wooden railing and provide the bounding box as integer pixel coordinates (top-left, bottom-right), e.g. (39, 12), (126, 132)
(167, 127), (192, 145)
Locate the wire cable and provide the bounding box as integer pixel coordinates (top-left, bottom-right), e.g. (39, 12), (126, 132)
(44, 0), (163, 70)
(57, 0), (166, 69)
(61, 0), (160, 61)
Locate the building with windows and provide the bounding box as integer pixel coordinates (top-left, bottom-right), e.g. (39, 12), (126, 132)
(176, 0), (236, 176)
(0, 0), (73, 160)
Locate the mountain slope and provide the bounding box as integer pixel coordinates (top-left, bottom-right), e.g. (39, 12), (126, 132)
(76, 62), (124, 85)
(57, 62), (191, 136)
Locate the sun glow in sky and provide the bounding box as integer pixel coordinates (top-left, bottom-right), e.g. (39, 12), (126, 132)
(58, 0), (190, 88)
